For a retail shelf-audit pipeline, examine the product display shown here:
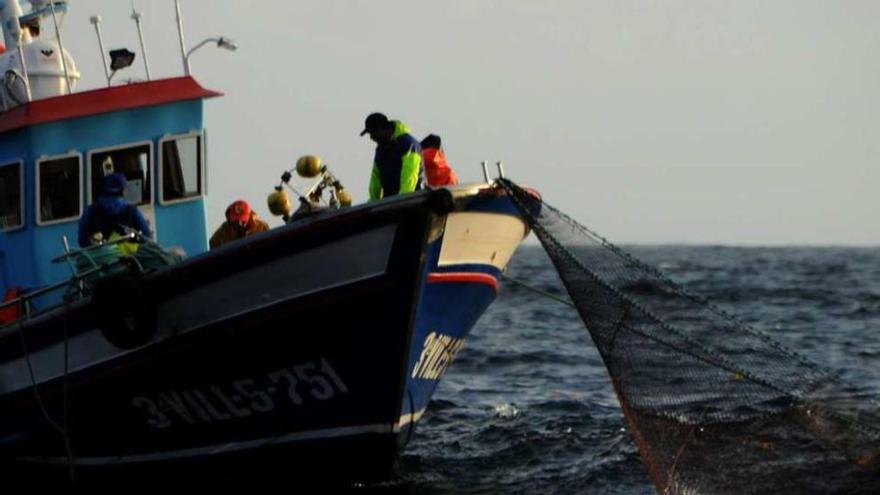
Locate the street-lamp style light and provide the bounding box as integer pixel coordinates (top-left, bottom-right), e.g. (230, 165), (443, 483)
(184, 37), (239, 76)
(216, 37), (239, 51)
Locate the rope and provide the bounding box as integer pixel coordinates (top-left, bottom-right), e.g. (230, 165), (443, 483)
(61, 298), (75, 484)
(500, 273), (575, 308)
(16, 300), (75, 484)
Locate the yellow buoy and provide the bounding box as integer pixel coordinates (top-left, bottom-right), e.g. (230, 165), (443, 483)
(296, 155), (323, 178)
(267, 189), (293, 217)
(336, 189), (353, 207)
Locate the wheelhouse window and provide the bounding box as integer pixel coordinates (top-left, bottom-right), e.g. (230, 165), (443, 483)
(0, 161), (23, 231)
(37, 154), (82, 225)
(160, 133), (203, 203)
(89, 143), (151, 205)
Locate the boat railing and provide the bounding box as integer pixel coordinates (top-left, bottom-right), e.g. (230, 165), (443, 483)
(0, 233), (147, 327)
(51, 231), (146, 273)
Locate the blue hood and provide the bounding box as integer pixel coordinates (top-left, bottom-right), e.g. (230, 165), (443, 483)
(78, 195), (152, 248)
(97, 195), (129, 215)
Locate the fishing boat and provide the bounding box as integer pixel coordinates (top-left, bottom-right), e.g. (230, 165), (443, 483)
(0, 0), (531, 485)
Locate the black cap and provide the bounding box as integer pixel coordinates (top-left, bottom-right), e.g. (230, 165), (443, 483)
(420, 134), (442, 150)
(360, 112), (391, 136)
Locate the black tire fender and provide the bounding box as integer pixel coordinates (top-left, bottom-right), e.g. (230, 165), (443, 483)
(91, 273), (157, 349)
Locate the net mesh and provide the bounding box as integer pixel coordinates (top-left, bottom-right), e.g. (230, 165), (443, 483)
(499, 179), (880, 494)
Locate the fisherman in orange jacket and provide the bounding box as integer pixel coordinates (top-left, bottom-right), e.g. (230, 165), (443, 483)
(420, 134), (459, 187)
(209, 200), (270, 249)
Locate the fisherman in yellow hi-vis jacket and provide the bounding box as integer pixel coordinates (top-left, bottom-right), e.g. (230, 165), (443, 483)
(360, 112), (422, 201)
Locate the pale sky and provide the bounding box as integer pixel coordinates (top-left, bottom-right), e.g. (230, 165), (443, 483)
(58, 1), (879, 245)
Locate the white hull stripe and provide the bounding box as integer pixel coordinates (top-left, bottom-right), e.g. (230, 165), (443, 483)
(17, 410), (430, 466)
(393, 407), (426, 432)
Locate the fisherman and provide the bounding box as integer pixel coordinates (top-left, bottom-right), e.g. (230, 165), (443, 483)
(209, 200), (270, 249)
(78, 172), (152, 247)
(420, 134), (459, 187)
(360, 112), (422, 201)
(0, 288), (23, 325)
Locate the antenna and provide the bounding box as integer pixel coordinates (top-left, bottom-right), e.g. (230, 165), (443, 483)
(48, 1), (73, 94)
(90, 15), (111, 86)
(175, 0), (188, 75)
(130, 1), (152, 80)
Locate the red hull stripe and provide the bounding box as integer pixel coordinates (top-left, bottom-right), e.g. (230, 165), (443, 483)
(427, 272), (499, 292)
(0, 76), (222, 133)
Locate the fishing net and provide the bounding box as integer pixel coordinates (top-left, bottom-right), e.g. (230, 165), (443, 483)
(498, 179), (880, 494)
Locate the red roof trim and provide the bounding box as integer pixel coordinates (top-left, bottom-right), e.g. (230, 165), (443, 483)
(427, 272), (499, 293)
(0, 76), (222, 133)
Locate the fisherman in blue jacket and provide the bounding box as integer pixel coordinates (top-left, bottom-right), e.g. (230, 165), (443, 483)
(360, 112), (422, 201)
(78, 173), (152, 247)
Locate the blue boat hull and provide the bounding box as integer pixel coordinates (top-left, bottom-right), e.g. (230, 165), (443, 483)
(401, 190), (528, 432)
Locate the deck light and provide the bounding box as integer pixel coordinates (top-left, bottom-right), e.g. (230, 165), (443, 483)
(109, 48), (135, 71)
(184, 37), (239, 75)
(216, 37), (239, 51)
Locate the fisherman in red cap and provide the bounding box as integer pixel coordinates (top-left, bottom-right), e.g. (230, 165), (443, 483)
(209, 200), (270, 249)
